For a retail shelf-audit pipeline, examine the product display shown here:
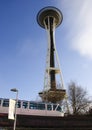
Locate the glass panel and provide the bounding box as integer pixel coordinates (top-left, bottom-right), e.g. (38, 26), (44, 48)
(29, 102), (46, 110)
(29, 102), (37, 109)
(37, 103), (45, 110)
(3, 99), (9, 107)
(17, 101), (21, 108)
(56, 105), (61, 112)
(47, 104), (52, 111)
(53, 104), (57, 110)
(0, 99), (1, 106)
(22, 101), (28, 108)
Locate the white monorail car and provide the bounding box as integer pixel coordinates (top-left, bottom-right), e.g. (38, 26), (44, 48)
(0, 98), (64, 117)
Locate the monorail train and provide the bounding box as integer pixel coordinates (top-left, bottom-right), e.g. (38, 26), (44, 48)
(0, 98), (64, 117)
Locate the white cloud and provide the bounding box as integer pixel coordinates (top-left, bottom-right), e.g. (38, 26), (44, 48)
(71, 29), (92, 59)
(57, 0), (92, 60)
(70, 0), (92, 59)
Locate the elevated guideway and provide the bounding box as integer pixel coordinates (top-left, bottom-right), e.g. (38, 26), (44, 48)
(0, 113), (92, 130)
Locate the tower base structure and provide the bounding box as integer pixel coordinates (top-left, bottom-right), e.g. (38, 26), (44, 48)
(39, 89), (66, 103)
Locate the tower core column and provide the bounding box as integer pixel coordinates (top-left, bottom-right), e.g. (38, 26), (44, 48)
(45, 16), (56, 90)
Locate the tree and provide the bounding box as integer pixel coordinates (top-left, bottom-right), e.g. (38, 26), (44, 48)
(67, 82), (91, 115)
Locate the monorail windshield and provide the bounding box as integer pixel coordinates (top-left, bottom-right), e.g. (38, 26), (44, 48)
(0, 98), (62, 112)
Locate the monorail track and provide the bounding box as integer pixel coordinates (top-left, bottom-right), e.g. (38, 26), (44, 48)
(0, 113), (92, 130)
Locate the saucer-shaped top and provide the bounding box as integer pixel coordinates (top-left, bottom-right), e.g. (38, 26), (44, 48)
(37, 6), (63, 28)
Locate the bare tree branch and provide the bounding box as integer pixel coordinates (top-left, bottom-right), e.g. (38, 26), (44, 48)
(67, 81), (91, 115)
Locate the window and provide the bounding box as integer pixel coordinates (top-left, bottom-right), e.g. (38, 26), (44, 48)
(0, 99), (1, 106)
(3, 99), (9, 107)
(53, 104), (57, 110)
(56, 106), (61, 112)
(17, 101), (21, 108)
(47, 104), (52, 111)
(22, 101), (28, 108)
(38, 103), (45, 110)
(29, 102), (37, 109)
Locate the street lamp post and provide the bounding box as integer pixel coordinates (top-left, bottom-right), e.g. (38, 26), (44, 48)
(10, 88), (18, 130)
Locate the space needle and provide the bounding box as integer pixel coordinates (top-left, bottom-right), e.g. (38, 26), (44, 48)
(37, 7), (66, 103)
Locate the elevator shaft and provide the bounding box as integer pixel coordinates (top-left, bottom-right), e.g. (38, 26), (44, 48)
(45, 17), (56, 90)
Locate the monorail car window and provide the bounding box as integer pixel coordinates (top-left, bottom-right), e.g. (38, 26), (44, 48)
(53, 104), (62, 112)
(57, 105), (61, 112)
(47, 104), (52, 110)
(29, 102), (37, 109)
(0, 99), (1, 106)
(53, 104), (57, 110)
(17, 101), (21, 108)
(3, 99), (9, 107)
(22, 101), (28, 108)
(37, 103), (45, 110)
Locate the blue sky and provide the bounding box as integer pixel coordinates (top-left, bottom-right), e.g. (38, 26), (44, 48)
(0, 0), (92, 101)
